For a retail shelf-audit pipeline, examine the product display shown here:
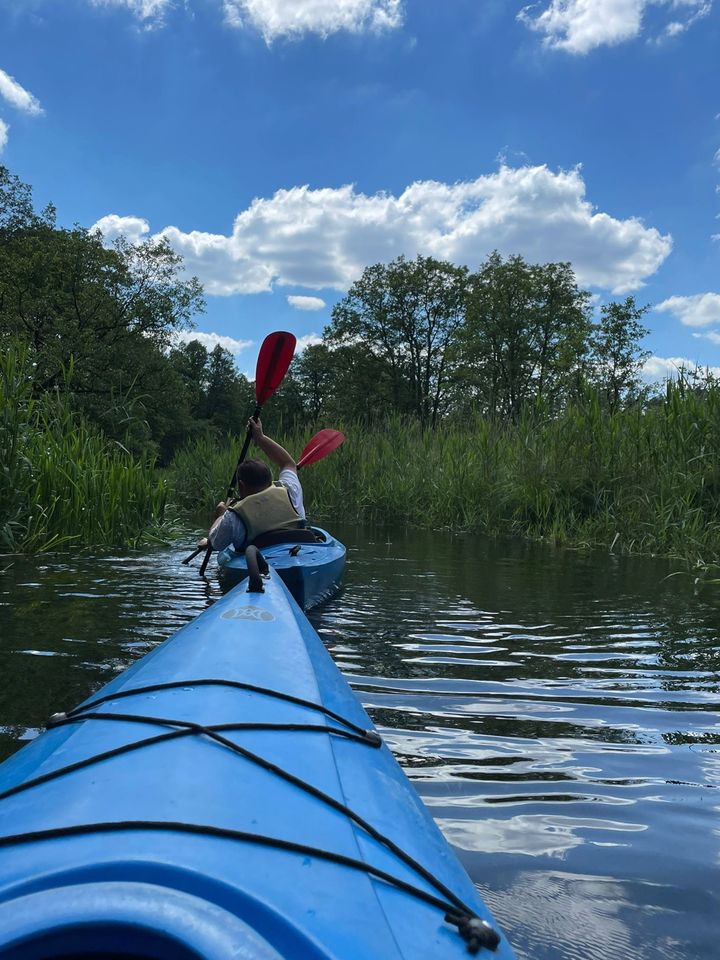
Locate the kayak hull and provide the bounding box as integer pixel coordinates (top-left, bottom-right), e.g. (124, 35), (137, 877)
(0, 571), (514, 959)
(217, 526), (346, 609)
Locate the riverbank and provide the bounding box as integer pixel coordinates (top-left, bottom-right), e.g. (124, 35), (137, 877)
(0, 344), (168, 553)
(4, 330), (720, 567)
(172, 383), (720, 565)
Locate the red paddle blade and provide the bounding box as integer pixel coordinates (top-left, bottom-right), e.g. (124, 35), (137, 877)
(255, 332), (296, 405)
(297, 429), (346, 469)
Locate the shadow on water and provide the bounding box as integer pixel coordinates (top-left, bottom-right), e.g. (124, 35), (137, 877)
(1, 525), (719, 959)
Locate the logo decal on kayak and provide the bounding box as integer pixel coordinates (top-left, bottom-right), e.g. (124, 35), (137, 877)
(221, 606), (275, 622)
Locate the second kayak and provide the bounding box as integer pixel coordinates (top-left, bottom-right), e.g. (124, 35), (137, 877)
(217, 525), (346, 608)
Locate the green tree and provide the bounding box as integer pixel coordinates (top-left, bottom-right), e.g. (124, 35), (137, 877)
(0, 166), (54, 236)
(169, 339), (211, 422)
(327, 255), (468, 425)
(262, 372), (305, 435)
(292, 344), (335, 422)
(0, 164), (205, 457)
(292, 342), (400, 424)
(458, 252), (591, 420)
(588, 297), (650, 413)
(204, 344), (254, 434)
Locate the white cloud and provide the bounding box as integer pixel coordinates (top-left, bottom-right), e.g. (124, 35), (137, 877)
(0, 119), (8, 153)
(658, 1), (712, 39)
(663, 18), (686, 36)
(518, 0), (712, 54)
(222, 0), (403, 41)
(296, 333), (323, 351)
(643, 355), (720, 380)
(115, 165), (670, 297)
(655, 293), (720, 327)
(693, 330), (720, 344)
(287, 295), (326, 311)
(0, 68), (43, 115)
(90, 214), (151, 245)
(89, 0), (171, 26)
(172, 330), (254, 355)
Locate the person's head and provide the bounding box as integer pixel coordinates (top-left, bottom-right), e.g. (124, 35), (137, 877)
(237, 458), (272, 497)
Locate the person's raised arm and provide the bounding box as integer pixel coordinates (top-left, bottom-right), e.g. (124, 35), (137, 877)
(248, 418), (296, 473)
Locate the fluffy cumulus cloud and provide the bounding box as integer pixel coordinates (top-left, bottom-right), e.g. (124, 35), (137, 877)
(100, 165), (670, 297)
(643, 354), (720, 380)
(0, 68), (43, 115)
(518, 0), (712, 54)
(693, 330), (720, 344)
(296, 333), (323, 351)
(222, 0), (403, 41)
(287, 295), (326, 311)
(172, 330), (254, 355)
(83, 0), (402, 35)
(0, 67), (43, 152)
(89, 0), (172, 26)
(91, 213), (151, 245)
(655, 293), (720, 327)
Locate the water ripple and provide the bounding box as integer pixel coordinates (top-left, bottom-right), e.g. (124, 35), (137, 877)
(2, 528), (720, 958)
(314, 526), (720, 959)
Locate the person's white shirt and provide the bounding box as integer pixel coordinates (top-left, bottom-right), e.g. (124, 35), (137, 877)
(209, 469), (305, 552)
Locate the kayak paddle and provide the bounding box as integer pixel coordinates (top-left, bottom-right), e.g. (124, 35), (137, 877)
(191, 331), (296, 575)
(297, 429), (345, 469)
(225, 331), (297, 500)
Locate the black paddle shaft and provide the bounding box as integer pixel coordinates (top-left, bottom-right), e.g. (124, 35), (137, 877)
(227, 405), (261, 501)
(198, 406), (261, 577)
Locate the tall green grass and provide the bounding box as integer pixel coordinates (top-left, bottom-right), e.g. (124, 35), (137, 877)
(1, 342), (168, 553)
(170, 382), (720, 563)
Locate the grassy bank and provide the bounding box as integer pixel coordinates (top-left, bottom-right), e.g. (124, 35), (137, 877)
(7, 325), (720, 566)
(1, 343), (168, 553)
(170, 382), (720, 564)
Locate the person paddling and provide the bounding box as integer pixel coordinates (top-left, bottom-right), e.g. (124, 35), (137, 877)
(198, 418), (305, 554)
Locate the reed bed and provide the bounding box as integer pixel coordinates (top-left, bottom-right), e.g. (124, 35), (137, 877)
(171, 382), (720, 564)
(1, 343), (168, 553)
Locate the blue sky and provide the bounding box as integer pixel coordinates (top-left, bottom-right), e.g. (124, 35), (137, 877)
(1, 0), (719, 379)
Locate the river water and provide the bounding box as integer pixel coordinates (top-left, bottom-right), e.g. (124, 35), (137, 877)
(1, 524), (719, 959)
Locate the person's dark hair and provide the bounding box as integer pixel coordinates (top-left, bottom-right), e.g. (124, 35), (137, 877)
(237, 458), (272, 491)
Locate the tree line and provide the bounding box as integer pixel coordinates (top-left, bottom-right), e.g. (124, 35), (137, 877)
(293, 253), (651, 426)
(2, 164), (654, 464)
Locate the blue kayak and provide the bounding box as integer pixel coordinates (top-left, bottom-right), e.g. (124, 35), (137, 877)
(217, 526), (346, 609)
(0, 561), (514, 959)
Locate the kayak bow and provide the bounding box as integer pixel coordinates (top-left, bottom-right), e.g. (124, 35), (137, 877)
(0, 568), (514, 960)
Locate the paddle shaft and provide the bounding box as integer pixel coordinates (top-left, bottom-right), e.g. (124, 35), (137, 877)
(198, 405), (264, 576)
(181, 410), (258, 567)
(185, 331), (297, 574)
(181, 407), (266, 570)
(227, 405), (260, 500)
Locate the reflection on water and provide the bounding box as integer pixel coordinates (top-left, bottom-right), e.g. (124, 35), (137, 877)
(1, 526), (720, 959)
(0, 550), (223, 753)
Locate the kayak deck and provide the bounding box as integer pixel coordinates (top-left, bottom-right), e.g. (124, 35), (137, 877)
(0, 570), (514, 959)
(217, 526), (346, 609)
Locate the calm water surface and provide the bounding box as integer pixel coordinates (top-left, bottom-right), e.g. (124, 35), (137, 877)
(1, 524), (719, 959)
